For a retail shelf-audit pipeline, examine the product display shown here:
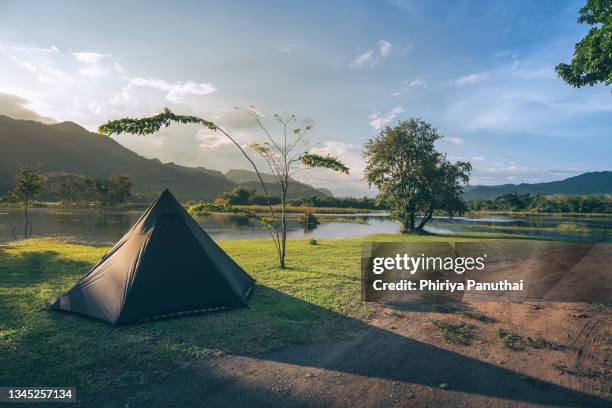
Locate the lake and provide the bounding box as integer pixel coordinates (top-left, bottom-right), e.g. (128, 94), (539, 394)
(0, 208), (611, 244)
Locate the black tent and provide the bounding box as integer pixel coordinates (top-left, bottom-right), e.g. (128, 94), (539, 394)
(52, 189), (255, 325)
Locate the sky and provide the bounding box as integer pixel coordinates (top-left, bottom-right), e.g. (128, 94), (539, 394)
(0, 0), (610, 197)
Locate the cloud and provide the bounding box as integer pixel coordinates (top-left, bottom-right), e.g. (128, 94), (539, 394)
(352, 50), (377, 68)
(280, 47), (293, 54)
(351, 39), (392, 68)
(494, 50), (517, 59)
(300, 141), (371, 196)
(408, 79), (427, 87)
(391, 78), (428, 96)
(468, 158), (584, 185)
(9, 45), (58, 54)
(444, 136), (464, 145)
(72, 52), (111, 63)
(196, 129), (233, 148)
(79, 65), (110, 77)
(116, 77), (217, 103)
(378, 39), (392, 57)
(368, 106), (405, 130)
(7, 54), (37, 71)
(0, 92), (57, 123)
(455, 73), (489, 86)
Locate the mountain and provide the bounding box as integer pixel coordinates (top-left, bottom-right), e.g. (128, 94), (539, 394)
(225, 169), (332, 198)
(0, 115), (331, 201)
(0, 115), (234, 200)
(463, 172), (612, 200)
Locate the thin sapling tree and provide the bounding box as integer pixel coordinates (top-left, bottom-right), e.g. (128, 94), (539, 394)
(98, 107), (348, 268)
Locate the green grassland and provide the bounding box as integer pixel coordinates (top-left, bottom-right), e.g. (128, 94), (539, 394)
(0, 233), (524, 404)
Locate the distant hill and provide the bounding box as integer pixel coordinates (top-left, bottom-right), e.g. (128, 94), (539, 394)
(463, 172), (612, 200)
(0, 115), (331, 201)
(225, 169), (332, 198)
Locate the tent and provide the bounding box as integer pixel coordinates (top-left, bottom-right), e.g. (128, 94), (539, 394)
(52, 189), (255, 325)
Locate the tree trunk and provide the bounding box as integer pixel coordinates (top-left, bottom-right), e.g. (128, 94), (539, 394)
(400, 212), (416, 233)
(280, 184), (288, 268)
(416, 207), (434, 230)
(24, 200), (32, 238)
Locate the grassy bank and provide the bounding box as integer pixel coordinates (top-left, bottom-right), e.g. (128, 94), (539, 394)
(231, 204), (382, 214)
(1, 233), (520, 404)
(466, 210), (612, 218)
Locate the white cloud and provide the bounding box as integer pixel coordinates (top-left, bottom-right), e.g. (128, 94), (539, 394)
(301, 141), (371, 196)
(378, 39), (392, 57)
(196, 129), (232, 148)
(445, 136), (464, 145)
(472, 156), (484, 161)
(408, 79), (427, 87)
(455, 73), (488, 86)
(10, 45), (58, 54)
(368, 106), (405, 130)
(7, 54), (37, 72)
(79, 65), (109, 77)
(351, 39), (392, 68)
(117, 77), (217, 103)
(72, 52), (111, 63)
(280, 47), (293, 54)
(352, 50), (377, 68)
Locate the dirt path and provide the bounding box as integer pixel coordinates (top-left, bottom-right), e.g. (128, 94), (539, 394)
(112, 300), (610, 408)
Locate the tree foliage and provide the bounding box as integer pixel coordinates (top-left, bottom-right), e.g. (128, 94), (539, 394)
(8, 165), (47, 238)
(363, 118), (471, 232)
(555, 0), (612, 87)
(50, 174), (133, 206)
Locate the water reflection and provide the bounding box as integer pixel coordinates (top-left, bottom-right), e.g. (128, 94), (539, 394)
(0, 208), (610, 244)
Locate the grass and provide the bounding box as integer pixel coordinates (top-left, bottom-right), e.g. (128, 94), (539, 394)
(432, 320), (478, 345)
(433, 221), (609, 237)
(498, 329), (529, 351)
(466, 210), (612, 218)
(1, 233), (498, 405)
(462, 309), (497, 323)
(498, 329), (566, 352)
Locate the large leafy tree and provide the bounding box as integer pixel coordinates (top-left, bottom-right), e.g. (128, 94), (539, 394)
(555, 0), (611, 87)
(8, 165), (47, 238)
(99, 107), (348, 268)
(363, 118), (471, 232)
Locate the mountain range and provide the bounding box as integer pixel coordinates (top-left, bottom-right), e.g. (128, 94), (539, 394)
(463, 171), (612, 200)
(0, 115), (331, 201)
(2, 115), (610, 202)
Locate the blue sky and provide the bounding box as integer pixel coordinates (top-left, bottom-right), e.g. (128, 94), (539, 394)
(0, 0), (610, 196)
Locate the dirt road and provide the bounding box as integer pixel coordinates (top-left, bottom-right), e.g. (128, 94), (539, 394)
(115, 300), (610, 407)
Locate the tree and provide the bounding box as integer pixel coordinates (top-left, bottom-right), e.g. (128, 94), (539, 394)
(50, 175), (97, 204)
(363, 118), (471, 233)
(8, 165), (47, 238)
(93, 174), (133, 206)
(222, 187), (257, 205)
(99, 107), (348, 268)
(106, 174), (133, 205)
(555, 0), (611, 87)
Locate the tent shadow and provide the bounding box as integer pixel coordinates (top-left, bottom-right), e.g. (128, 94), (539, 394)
(231, 287), (609, 407)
